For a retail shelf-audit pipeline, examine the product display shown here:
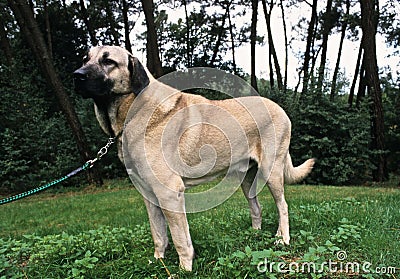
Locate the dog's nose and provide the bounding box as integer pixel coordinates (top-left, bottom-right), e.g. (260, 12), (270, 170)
(73, 69), (88, 81)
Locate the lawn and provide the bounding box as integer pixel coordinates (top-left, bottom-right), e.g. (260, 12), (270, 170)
(0, 179), (399, 278)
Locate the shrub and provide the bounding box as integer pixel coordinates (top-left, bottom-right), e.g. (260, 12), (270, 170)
(260, 83), (376, 185)
(0, 66), (78, 193)
(289, 99), (375, 185)
(0, 62), (124, 195)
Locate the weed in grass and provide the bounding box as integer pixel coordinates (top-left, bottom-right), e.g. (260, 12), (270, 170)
(1, 185), (399, 278)
(211, 219), (363, 278)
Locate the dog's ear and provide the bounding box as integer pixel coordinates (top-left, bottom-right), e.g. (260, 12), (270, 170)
(128, 56), (150, 95)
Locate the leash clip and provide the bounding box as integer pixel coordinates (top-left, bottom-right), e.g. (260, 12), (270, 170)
(85, 158), (98, 169)
(97, 137), (116, 160)
(86, 136), (118, 168)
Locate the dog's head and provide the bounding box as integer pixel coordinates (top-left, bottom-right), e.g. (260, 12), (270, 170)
(73, 46), (150, 99)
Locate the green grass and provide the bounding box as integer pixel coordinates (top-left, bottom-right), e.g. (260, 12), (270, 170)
(0, 180), (399, 278)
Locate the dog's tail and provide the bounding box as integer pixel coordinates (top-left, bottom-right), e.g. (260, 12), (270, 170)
(284, 153), (315, 184)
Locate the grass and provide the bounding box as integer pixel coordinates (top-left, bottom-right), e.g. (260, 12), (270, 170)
(0, 179), (399, 278)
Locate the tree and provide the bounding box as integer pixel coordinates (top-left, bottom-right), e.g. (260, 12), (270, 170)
(300, 0), (318, 98)
(155, 1), (244, 73)
(182, 0), (191, 67)
(121, 0), (132, 53)
(379, 1), (400, 50)
(331, 0), (350, 101)
(43, 0), (53, 60)
(0, 12), (13, 65)
(261, 0), (283, 91)
(104, 0), (120, 45)
(141, 0), (163, 78)
(78, 0), (98, 46)
(250, 0), (259, 92)
(210, 1), (231, 67)
(316, 0), (334, 96)
(227, 5), (237, 74)
(8, 0), (103, 186)
(356, 53), (367, 107)
(348, 37), (363, 107)
(279, 0), (288, 93)
(360, 0), (388, 182)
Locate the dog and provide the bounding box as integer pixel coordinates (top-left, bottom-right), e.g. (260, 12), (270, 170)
(73, 45), (315, 271)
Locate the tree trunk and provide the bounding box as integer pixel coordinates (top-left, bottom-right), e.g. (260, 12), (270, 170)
(301, 0), (318, 98)
(316, 0), (333, 96)
(279, 0), (288, 93)
(294, 69), (302, 94)
(28, 0), (34, 15)
(0, 15), (13, 65)
(121, 0), (132, 53)
(360, 0), (387, 182)
(8, 0), (103, 186)
(227, 7), (237, 74)
(268, 40), (274, 89)
(211, 3), (230, 67)
(309, 43), (321, 92)
(348, 38), (363, 107)
(261, 0), (283, 91)
(141, 0), (163, 78)
(262, 0), (273, 88)
(43, 0), (53, 60)
(182, 0), (191, 67)
(331, 0), (350, 101)
(250, 0), (259, 92)
(356, 56), (367, 107)
(105, 1), (120, 45)
(79, 0), (98, 46)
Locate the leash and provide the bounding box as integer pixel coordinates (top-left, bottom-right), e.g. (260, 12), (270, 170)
(0, 136), (118, 205)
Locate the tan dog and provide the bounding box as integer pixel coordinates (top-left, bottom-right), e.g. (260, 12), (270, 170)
(74, 45), (315, 271)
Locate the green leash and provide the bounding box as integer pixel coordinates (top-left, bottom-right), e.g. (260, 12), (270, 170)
(0, 137), (117, 205)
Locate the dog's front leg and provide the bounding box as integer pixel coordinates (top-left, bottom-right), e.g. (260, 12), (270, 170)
(144, 199), (169, 259)
(155, 179), (195, 271)
(162, 209), (195, 271)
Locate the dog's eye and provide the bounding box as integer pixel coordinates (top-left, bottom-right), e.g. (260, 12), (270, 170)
(103, 58), (117, 66)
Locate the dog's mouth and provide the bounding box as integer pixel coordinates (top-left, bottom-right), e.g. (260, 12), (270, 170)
(73, 70), (114, 99)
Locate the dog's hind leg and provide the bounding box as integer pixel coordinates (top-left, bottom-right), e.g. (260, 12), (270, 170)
(266, 163), (290, 245)
(240, 165), (262, 229)
(144, 199), (169, 259)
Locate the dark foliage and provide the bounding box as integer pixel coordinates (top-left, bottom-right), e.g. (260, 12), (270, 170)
(264, 85), (376, 185)
(0, 0), (398, 194)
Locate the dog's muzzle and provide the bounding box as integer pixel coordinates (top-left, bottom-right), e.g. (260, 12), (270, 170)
(73, 67), (113, 98)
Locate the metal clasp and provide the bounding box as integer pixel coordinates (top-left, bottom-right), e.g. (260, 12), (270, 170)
(86, 136), (117, 168)
(97, 137), (116, 159)
(85, 158), (98, 169)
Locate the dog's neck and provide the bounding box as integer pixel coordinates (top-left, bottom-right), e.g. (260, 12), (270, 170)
(93, 93), (136, 138)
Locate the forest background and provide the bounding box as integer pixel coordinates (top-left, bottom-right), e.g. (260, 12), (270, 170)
(0, 0), (399, 194)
